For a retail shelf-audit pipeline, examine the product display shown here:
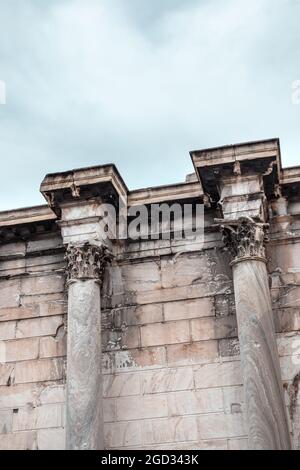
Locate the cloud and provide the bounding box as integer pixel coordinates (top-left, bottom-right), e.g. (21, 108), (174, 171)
(0, 0), (299, 210)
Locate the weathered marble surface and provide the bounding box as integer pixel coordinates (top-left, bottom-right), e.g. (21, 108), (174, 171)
(1, 139), (300, 450)
(233, 259), (291, 449)
(66, 280), (103, 450)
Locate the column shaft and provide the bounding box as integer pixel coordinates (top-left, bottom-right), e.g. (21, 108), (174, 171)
(66, 279), (103, 450)
(233, 258), (291, 449)
(64, 242), (111, 450)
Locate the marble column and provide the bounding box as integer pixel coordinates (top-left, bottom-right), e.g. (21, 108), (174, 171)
(65, 242), (111, 450)
(220, 218), (291, 450)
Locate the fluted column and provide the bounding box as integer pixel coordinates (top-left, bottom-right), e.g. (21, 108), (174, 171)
(220, 218), (291, 449)
(65, 242), (112, 450)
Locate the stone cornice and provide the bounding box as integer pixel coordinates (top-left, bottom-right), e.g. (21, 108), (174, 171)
(281, 166), (300, 185)
(40, 164), (128, 216)
(0, 139), (299, 239)
(0, 206), (58, 243)
(128, 181), (202, 206)
(190, 138), (282, 205)
(0, 205), (56, 227)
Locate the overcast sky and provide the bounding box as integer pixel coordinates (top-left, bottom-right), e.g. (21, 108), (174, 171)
(0, 0), (299, 210)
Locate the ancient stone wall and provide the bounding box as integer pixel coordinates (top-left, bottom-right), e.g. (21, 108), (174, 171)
(0, 139), (300, 450)
(0, 230), (67, 449)
(1, 212), (299, 449)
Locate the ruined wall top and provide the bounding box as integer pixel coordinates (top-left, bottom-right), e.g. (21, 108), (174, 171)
(0, 138), (299, 243)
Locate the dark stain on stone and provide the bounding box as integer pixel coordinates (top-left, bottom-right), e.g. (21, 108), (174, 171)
(288, 372), (300, 421)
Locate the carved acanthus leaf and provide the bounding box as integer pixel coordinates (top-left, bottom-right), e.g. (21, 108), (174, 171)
(65, 242), (112, 282)
(216, 217), (269, 263)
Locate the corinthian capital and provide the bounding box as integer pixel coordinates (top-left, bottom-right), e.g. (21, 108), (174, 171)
(216, 217), (269, 264)
(65, 242), (112, 283)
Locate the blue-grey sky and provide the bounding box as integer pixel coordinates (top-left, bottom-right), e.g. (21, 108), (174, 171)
(0, 0), (299, 210)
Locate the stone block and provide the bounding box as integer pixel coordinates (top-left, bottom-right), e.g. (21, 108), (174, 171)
(39, 335), (67, 359)
(25, 255), (65, 274)
(135, 283), (233, 307)
(103, 398), (116, 423)
(103, 372), (140, 398)
(227, 438), (248, 450)
(0, 383), (36, 408)
(194, 361), (242, 389)
(0, 279), (21, 308)
(102, 325), (140, 351)
(0, 306), (38, 323)
(164, 297), (215, 321)
(161, 253), (212, 288)
(121, 261), (161, 292)
(37, 384), (66, 405)
(16, 315), (64, 339)
(12, 403), (64, 431)
(0, 431), (37, 450)
(141, 416), (198, 445)
(280, 355), (300, 381)
(276, 308), (300, 333)
(272, 243), (300, 273)
(0, 258), (25, 276)
(219, 338), (240, 358)
(141, 367), (194, 394)
(126, 347), (167, 370)
(103, 347), (167, 373)
(139, 438), (228, 450)
(0, 382), (65, 409)
(168, 388), (223, 416)
(277, 286), (300, 309)
(0, 363), (14, 386)
(174, 439), (228, 450)
(38, 301), (67, 318)
(104, 421), (141, 448)
(0, 241), (26, 257)
(0, 321), (16, 340)
(166, 340), (218, 366)
(141, 320), (189, 347)
(199, 439), (228, 450)
(122, 304), (163, 326)
(215, 294), (236, 317)
(197, 413), (246, 439)
(26, 235), (63, 253)
(191, 316), (237, 341)
(37, 427), (65, 450)
(21, 292), (65, 308)
(222, 386), (244, 414)
(4, 338), (39, 362)
(277, 333), (300, 357)
(0, 409), (13, 434)
(116, 395), (168, 421)
(14, 358), (65, 384)
(21, 274), (64, 296)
